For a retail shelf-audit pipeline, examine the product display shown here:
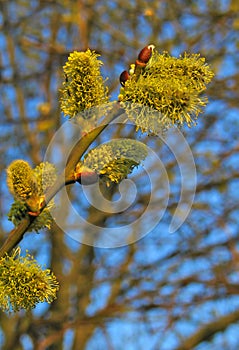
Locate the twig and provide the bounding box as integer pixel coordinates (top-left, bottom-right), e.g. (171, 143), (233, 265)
(0, 103), (123, 258)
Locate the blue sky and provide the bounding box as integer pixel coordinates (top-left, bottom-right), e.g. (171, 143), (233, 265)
(1, 0), (239, 349)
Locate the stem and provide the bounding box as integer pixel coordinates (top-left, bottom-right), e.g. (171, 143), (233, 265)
(0, 103), (123, 258)
(0, 218), (32, 258)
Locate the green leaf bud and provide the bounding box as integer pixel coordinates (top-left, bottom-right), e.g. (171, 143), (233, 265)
(8, 200), (54, 233)
(7, 162), (57, 232)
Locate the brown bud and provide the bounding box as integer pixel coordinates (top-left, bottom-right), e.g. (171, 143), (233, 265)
(119, 70), (130, 86)
(78, 171), (98, 185)
(137, 44), (155, 64)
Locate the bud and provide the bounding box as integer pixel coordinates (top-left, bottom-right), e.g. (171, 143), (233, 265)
(137, 44), (155, 64)
(75, 163), (98, 185)
(7, 161), (57, 231)
(119, 70), (130, 86)
(79, 172), (99, 185)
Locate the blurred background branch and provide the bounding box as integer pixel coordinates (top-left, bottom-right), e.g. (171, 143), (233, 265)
(0, 0), (239, 349)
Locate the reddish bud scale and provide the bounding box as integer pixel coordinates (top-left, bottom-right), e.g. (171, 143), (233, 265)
(119, 70), (130, 86)
(77, 171), (98, 185)
(137, 45), (153, 64)
(28, 211), (40, 217)
(135, 59), (147, 68)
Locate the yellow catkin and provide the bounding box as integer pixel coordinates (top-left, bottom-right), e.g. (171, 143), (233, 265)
(7, 160), (37, 200)
(60, 49), (109, 118)
(119, 48), (214, 133)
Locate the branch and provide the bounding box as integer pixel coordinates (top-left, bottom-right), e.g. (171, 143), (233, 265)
(0, 103), (123, 258)
(175, 309), (239, 350)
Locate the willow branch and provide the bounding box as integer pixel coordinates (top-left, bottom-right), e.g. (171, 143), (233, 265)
(175, 309), (239, 350)
(0, 103), (123, 258)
